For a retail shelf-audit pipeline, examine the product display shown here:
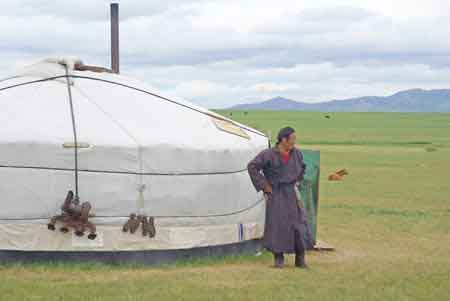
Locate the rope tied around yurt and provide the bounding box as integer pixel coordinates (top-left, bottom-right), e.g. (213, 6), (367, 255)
(0, 194), (265, 221)
(63, 64), (80, 201)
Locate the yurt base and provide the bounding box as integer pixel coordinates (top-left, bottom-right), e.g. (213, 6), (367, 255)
(0, 239), (262, 265)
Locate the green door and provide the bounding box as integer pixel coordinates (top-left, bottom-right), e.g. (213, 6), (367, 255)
(296, 149), (320, 244)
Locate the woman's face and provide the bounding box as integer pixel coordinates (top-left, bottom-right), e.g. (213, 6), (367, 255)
(287, 132), (296, 149)
(281, 132), (296, 150)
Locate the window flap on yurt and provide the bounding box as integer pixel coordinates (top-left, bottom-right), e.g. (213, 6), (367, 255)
(211, 117), (250, 139)
(62, 142), (91, 149)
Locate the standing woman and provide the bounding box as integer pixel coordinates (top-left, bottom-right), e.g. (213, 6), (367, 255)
(247, 127), (313, 268)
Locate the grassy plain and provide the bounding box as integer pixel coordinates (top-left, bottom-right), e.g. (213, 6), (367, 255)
(1, 111), (449, 300)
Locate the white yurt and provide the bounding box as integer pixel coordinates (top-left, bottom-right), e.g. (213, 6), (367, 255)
(0, 58), (268, 263)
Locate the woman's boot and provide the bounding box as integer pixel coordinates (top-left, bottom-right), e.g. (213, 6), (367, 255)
(295, 250), (309, 269)
(274, 252), (284, 268)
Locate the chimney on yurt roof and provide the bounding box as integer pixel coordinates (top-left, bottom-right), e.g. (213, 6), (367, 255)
(16, 3), (120, 77)
(110, 3), (120, 74)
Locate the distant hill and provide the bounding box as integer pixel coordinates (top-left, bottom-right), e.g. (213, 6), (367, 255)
(230, 89), (450, 112)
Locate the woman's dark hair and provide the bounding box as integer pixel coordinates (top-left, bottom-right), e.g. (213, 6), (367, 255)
(276, 126), (295, 145)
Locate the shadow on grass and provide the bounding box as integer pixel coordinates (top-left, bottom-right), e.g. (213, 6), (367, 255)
(0, 251), (271, 271)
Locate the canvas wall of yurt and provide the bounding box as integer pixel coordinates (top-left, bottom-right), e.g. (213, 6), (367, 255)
(0, 58), (269, 263)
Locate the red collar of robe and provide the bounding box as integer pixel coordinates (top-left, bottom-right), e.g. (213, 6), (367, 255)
(281, 151), (290, 164)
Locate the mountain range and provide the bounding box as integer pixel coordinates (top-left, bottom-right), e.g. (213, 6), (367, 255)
(230, 89), (450, 112)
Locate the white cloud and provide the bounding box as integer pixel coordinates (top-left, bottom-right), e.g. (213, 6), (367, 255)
(1, 0), (450, 107)
(250, 83), (301, 93)
(129, 61), (450, 108)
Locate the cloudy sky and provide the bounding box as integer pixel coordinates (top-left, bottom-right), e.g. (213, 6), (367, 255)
(1, 0), (450, 108)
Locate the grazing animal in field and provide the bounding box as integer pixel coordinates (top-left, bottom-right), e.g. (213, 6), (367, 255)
(328, 168), (349, 181)
(48, 190), (97, 240)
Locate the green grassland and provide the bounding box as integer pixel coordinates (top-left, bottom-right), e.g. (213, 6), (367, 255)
(1, 111), (449, 301)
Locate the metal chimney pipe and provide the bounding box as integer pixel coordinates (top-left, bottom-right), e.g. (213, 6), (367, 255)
(110, 3), (119, 73)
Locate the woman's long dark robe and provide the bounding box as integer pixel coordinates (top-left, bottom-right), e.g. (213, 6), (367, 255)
(247, 147), (314, 253)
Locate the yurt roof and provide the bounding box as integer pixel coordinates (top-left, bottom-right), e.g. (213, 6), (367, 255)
(0, 58), (268, 174)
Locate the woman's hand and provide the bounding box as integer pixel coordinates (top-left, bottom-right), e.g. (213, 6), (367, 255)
(263, 183), (273, 194)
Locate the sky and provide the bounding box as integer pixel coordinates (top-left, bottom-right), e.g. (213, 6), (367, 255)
(1, 0), (450, 108)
